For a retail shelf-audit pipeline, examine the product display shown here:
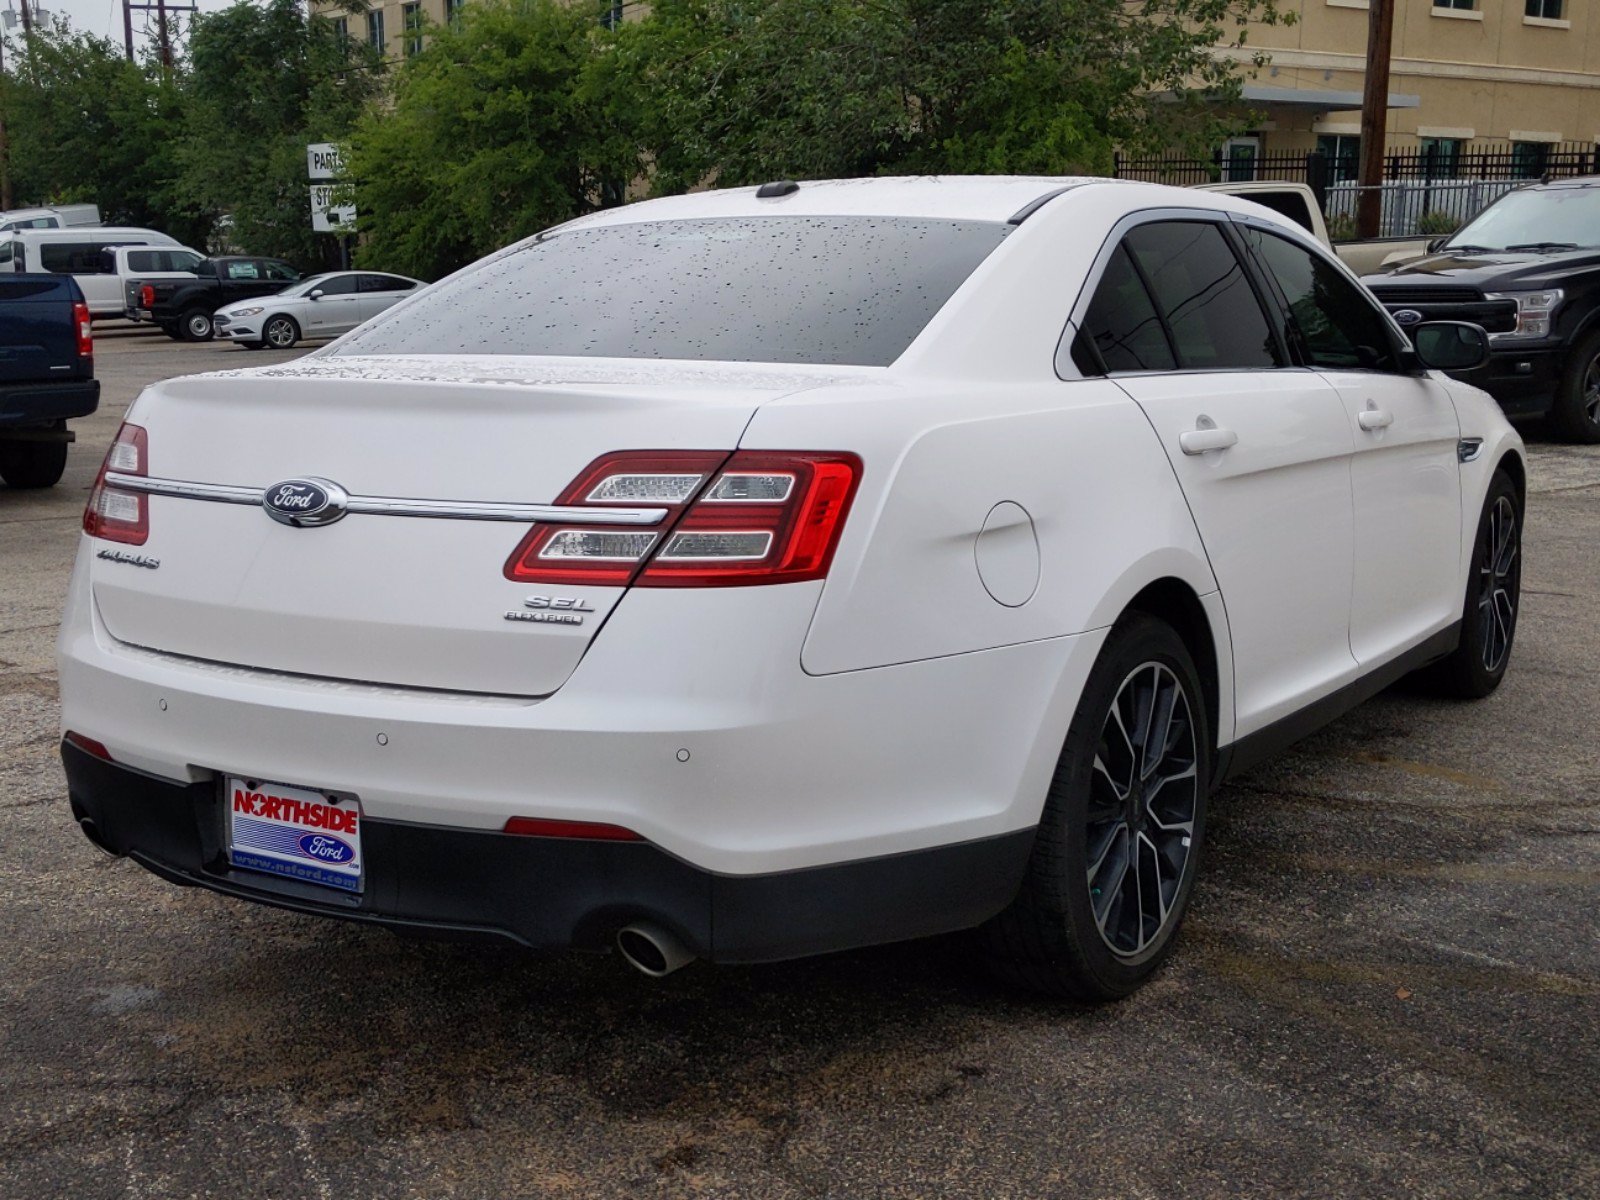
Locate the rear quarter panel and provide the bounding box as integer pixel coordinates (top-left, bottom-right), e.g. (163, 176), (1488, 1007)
(742, 379), (1218, 675)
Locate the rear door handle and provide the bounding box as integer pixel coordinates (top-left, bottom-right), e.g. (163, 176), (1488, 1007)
(1179, 427), (1239, 455)
(1358, 405), (1394, 431)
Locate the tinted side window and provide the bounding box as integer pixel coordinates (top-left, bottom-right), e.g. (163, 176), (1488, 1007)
(359, 273), (413, 293)
(1124, 222), (1281, 370)
(264, 260), (299, 281)
(1075, 244), (1175, 373)
(1243, 227), (1399, 372)
(315, 275), (358, 296)
(40, 241), (119, 274)
(167, 251), (203, 272)
(127, 250), (161, 272)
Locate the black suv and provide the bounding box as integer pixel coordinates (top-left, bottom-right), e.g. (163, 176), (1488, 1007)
(1363, 176), (1600, 443)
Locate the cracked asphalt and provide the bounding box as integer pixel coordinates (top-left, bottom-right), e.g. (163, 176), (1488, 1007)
(2, 328), (1597, 1199)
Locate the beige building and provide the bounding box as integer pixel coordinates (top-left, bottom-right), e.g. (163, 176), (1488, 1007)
(317, 0), (628, 60)
(1218, 0), (1600, 175)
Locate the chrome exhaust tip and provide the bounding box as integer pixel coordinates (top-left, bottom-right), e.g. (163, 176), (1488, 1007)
(616, 922), (695, 978)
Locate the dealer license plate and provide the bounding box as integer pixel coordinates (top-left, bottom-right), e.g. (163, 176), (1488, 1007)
(225, 776), (363, 893)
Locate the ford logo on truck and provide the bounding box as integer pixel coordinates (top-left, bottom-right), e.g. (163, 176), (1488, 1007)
(262, 477), (349, 527)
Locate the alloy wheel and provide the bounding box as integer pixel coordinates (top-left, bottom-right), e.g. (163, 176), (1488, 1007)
(1584, 353), (1600, 428)
(1478, 495), (1519, 673)
(265, 318), (295, 349)
(1085, 662), (1198, 958)
(187, 313), (211, 339)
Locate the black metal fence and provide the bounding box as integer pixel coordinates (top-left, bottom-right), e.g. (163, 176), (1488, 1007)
(1112, 142), (1599, 239)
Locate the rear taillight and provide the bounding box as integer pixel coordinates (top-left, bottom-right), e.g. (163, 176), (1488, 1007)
(504, 451), (729, 585)
(83, 423), (149, 545)
(72, 301), (92, 358)
(503, 450), (862, 587)
(139, 284), (155, 308)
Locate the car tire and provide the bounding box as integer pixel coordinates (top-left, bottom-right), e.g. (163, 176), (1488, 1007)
(0, 424), (69, 489)
(158, 322), (182, 340)
(1549, 329), (1600, 444)
(180, 309), (213, 342)
(1415, 471), (1522, 699)
(981, 613), (1211, 1001)
(262, 315), (299, 350)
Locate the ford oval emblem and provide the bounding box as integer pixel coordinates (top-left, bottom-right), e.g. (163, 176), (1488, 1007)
(297, 832), (356, 864)
(1393, 308), (1424, 328)
(262, 477), (349, 527)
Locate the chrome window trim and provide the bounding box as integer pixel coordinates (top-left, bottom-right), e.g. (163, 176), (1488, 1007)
(103, 472), (669, 526)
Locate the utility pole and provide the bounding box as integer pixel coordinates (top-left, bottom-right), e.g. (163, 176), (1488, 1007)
(156, 0), (170, 70)
(123, 0), (134, 61)
(0, 26), (11, 210)
(1357, 0), (1396, 240)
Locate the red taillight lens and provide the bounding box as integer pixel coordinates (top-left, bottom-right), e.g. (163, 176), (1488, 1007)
(72, 301), (92, 358)
(83, 422), (150, 545)
(139, 284), (154, 308)
(503, 450), (729, 585)
(503, 450), (862, 588)
(639, 452), (861, 587)
(63, 731), (114, 761)
(503, 816), (642, 841)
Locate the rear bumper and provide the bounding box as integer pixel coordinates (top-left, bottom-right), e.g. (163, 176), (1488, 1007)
(60, 540), (1099, 876)
(62, 740), (1035, 962)
(0, 379), (99, 428)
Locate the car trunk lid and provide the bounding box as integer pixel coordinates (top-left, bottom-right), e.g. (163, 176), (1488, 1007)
(90, 355), (860, 696)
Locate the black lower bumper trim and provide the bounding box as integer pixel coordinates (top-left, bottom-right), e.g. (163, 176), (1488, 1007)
(0, 379), (100, 428)
(60, 741), (1035, 964)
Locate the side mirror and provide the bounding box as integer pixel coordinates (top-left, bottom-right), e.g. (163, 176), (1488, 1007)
(1412, 321), (1490, 372)
(1426, 237), (1446, 254)
(309, 289), (324, 301)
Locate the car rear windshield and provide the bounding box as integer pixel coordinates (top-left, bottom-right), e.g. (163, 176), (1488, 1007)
(332, 216), (1012, 367)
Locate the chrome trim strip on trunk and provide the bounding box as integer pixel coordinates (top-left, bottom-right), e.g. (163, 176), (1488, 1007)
(104, 472), (669, 526)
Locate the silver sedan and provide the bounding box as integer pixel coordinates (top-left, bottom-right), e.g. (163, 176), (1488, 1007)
(214, 271), (424, 350)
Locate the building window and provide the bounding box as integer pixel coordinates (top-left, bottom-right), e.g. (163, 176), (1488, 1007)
(1418, 137), (1462, 178)
(599, 0), (624, 29)
(1525, 0), (1564, 17)
(1433, 0), (1476, 10)
(1316, 134), (1361, 183)
(402, 2), (423, 55)
(1512, 141), (1550, 179)
(367, 9), (385, 52)
(445, 0), (465, 25)
(331, 15), (349, 47)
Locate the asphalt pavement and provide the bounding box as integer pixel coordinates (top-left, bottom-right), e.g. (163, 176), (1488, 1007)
(1, 326), (1597, 1199)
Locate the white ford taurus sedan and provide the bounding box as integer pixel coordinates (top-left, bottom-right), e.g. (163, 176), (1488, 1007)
(59, 177), (1523, 999)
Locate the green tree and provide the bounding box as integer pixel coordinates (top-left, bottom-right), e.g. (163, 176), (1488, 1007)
(0, 26), (205, 244)
(347, 0), (639, 281)
(613, 0), (1289, 193)
(178, 0), (382, 268)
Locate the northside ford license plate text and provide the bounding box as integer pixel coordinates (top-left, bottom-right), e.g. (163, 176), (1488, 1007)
(226, 777), (363, 893)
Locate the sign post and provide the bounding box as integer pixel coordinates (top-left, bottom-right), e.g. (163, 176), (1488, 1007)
(306, 142), (355, 268)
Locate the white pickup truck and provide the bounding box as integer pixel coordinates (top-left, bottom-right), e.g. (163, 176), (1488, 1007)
(1197, 181), (1431, 275)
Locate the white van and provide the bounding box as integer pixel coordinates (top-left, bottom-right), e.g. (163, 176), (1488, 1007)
(0, 204), (101, 231)
(0, 226), (181, 316)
